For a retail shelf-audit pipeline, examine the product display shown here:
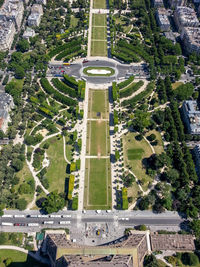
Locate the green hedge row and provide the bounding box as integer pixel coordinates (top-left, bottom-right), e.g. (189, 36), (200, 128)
(122, 82), (155, 107)
(63, 50), (85, 62)
(63, 74), (78, 89)
(38, 106), (54, 118)
(48, 39), (81, 58)
(67, 174), (75, 200)
(112, 82), (118, 101)
(55, 45), (81, 61)
(114, 110), (118, 125)
(120, 80), (144, 98)
(118, 76), (134, 89)
(112, 51), (132, 63)
(78, 80), (85, 99)
(116, 46), (141, 62)
(122, 187), (128, 210)
(72, 196), (78, 210)
(51, 78), (77, 98)
(40, 78), (77, 107)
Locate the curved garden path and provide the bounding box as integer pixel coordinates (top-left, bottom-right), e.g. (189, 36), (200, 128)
(120, 80), (148, 102)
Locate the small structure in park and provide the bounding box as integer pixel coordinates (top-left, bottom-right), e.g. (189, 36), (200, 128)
(96, 112), (101, 117)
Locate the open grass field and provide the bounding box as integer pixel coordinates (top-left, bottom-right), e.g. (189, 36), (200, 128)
(92, 26), (107, 40)
(123, 132), (153, 191)
(172, 81), (183, 90)
(92, 14), (107, 27)
(84, 158), (112, 210)
(91, 40), (107, 56)
(87, 120), (109, 156)
(0, 250), (46, 267)
(88, 89), (109, 119)
(44, 136), (67, 193)
(93, 0), (107, 9)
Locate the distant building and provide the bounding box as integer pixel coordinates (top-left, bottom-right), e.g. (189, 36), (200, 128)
(0, 0), (24, 30)
(194, 144), (200, 172)
(163, 31), (176, 44)
(182, 100), (200, 134)
(0, 93), (14, 133)
(0, 18), (16, 50)
(174, 7), (199, 32)
(153, 0), (164, 7)
(181, 27), (200, 54)
(27, 3), (43, 27)
(23, 27), (35, 40)
(156, 8), (171, 31)
(35, 0), (46, 5)
(169, 0), (187, 8)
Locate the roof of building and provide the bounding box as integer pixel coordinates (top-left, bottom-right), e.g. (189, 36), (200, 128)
(151, 234), (195, 251)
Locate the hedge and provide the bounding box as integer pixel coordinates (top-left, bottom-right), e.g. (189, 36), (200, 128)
(120, 80), (144, 98)
(116, 46), (141, 62)
(78, 80), (85, 99)
(63, 49), (85, 62)
(122, 187), (128, 210)
(112, 51), (132, 63)
(63, 74), (78, 89)
(114, 110), (118, 125)
(40, 78), (77, 107)
(67, 174), (75, 200)
(112, 82), (118, 101)
(38, 106), (54, 118)
(51, 78), (77, 98)
(30, 96), (40, 104)
(48, 39), (81, 58)
(72, 196), (78, 210)
(55, 45), (81, 61)
(118, 76), (134, 89)
(122, 82), (155, 107)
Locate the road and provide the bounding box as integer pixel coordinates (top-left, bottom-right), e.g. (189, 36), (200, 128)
(0, 210), (184, 232)
(47, 60), (149, 84)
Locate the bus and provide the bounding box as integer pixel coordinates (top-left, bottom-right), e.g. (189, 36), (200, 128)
(63, 63), (70, 66)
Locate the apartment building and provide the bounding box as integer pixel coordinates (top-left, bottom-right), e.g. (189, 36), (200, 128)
(27, 3), (43, 27)
(153, 0), (164, 7)
(0, 18), (16, 50)
(0, 0), (24, 30)
(181, 27), (200, 54)
(35, 0), (46, 5)
(174, 6), (199, 32)
(182, 100), (200, 134)
(169, 0), (187, 8)
(23, 27), (35, 40)
(0, 93), (14, 133)
(156, 8), (171, 31)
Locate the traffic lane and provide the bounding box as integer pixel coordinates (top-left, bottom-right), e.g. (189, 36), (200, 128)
(81, 217), (114, 223)
(85, 77), (115, 83)
(82, 60), (115, 68)
(118, 218), (183, 226)
(0, 218), (76, 224)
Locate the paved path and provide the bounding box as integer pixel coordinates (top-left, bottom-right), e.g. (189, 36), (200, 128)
(63, 136), (71, 164)
(87, 0), (93, 56)
(78, 83), (89, 210)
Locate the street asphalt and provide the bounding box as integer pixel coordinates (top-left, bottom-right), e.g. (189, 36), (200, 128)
(47, 59), (149, 84)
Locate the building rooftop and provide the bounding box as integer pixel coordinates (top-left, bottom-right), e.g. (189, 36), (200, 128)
(175, 6), (199, 26)
(151, 234), (195, 251)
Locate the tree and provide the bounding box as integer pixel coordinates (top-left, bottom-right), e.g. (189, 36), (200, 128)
(15, 66), (25, 79)
(190, 220), (200, 238)
(16, 39), (30, 52)
(132, 110), (151, 132)
(42, 191), (65, 214)
(4, 258), (12, 266)
(144, 254), (158, 267)
(11, 158), (23, 172)
(16, 198), (27, 210)
(181, 253), (199, 266)
(138, 196), (150, 210)
(0, 233), (7, 244)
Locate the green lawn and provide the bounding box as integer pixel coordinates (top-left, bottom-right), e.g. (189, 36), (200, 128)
(88, 89), (109, 119)
(92, 14), (107, 27)
(123, 132), (153, 191)
(45, 136), (67, 193)
(15, 163), (35, 206)
(0, 250), (47, 267)
(87, 120), (109, 156)
(84, 158), (112, 210)
(70, 15), (78, 28)
(92, 26), (107, 40)
(91, 40), (107, 56)
(127, 148), (144, 160)
(93, 0), (107, 9)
